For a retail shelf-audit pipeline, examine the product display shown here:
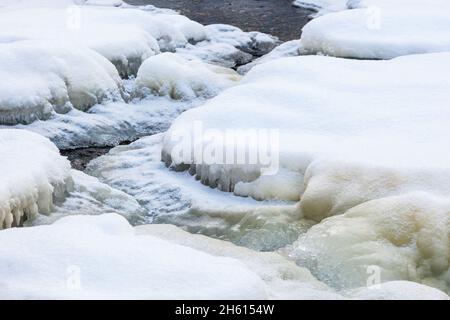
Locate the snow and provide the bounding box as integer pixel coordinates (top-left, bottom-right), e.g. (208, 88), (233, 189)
(300, 0), (450, 59)
(2, 211), (445, 299)
(0, 130), (72, 229)
(86, 134), (307, 251)
(291, 192), (450, 293)
(292, 0), (348, 13)
(0, 41), (123, 125)
(136, 53), (241, 100)
(348, 281), (450, 300)
(160, 53), (450, 293)
(10, 96), (201, 149)
(238, 40), (302, 74)
(0, 213), (267, 299)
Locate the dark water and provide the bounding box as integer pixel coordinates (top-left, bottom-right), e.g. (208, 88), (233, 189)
(126, 0), (314, 41)
(63, 1), (313, 169)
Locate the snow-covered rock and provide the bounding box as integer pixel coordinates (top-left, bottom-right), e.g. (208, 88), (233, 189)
(0, 213), (267, 299)
(162, 53), (450, 200)
(160, 53), (450, 292)
(301, 0), (450, 59)
(0, 41), (123, 125)
(0, 2), (207, 79)
(136, 53), (241, 100)
(238, 40), (302, 74)
(0, 130), (73, 229)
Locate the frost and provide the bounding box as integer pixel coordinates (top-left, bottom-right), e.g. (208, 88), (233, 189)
(0, 130), (73, 229)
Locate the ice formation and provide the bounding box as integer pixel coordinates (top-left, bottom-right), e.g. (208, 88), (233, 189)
(136, 53), (241, 100)
(0, 41), (123, 124)
(0, 2), (206, 77)
(300, 0), (450, 59)
(0, 214), (267, 299)
(161, 53), (450, 292)
(0, 130), (73, 229)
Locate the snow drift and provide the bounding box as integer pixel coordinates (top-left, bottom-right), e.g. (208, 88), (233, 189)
(300, 0), (450, 59)
(0, 130), (73, 229)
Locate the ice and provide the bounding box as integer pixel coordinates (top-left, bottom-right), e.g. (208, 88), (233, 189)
(0, 4), (207, 77)
(136, 53), (241, 100)
(86, 134), (309, 251)
(160, 53), (450, 291)
(162, 53), (450, 199)
(136, 223), (342, 299)
(237, 40), (302, 74)
(11, 96), (201, 149)
(32, 170), (147, 226)
(348, 281), (450, 300)
(0, 41), (123, 125)
(292, 0), (348, 13)
(0, 213), (267, 299)
(300, 0), (450, 59)
(0, 130), (73, 229)
(291, 192), (450, 293)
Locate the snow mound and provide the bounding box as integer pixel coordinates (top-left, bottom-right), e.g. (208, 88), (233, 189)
(0, 130), (73, 229)
(301, 0), (450, 59)
(161, 53), (450, 292)
(0, 4), (207, 78)
(0, 213), (267, 299)
(0, 41), (123, 125)
(136, 53), (241, 100)
(292, 193), (450, 293)
(162, 53), (450, 200)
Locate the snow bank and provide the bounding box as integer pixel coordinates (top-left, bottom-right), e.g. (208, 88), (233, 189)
(136, 53), (240, 100)
(0, 213), (267, 299)
(0, 130), (72, 229)
(0, 41), (123, 124)
(301, 0), (450, 59)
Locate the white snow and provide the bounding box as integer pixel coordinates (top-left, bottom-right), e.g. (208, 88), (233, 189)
(0, 213), (267, 299)
(0, 41), (123, 124)
(136, 53), (241, 100)
(161, 53), (450, 293)
(0, 130), (73, 229)
(300, 0), (450, 59)
(292, 0), (348, 13)
(87, 134), (309, 251)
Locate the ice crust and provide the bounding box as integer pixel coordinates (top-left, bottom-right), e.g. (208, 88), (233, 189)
(0, 130), (73, 229)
